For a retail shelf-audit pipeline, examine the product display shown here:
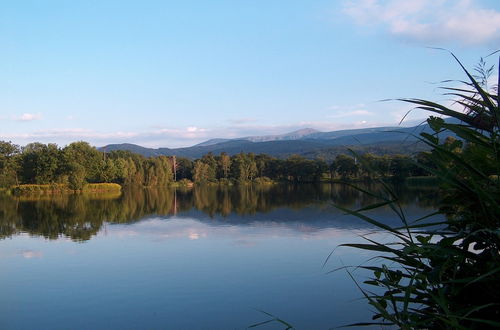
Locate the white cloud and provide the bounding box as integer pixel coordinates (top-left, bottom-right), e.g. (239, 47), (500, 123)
(0, 129), (140, 145)
(2, 121), (392, 147)
(14, 113), (42, 121)
(343, 0), (500, 45)
(328, 109), (374, 118)
(3, 113), (429, 148)
(1, 126), (216, 147)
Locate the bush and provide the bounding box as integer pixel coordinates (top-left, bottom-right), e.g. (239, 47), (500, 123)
(82, 183), (121, 192)
(253, 176), (274, 184)
(12, 184), (68, 195)
(11, 183), (121, 195)
(218, 178), (233, 185)
(176, 178), (193, 187)
(68, 163), (86, 190)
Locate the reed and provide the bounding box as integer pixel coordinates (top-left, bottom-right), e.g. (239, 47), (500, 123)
(333, 52), (500, 328)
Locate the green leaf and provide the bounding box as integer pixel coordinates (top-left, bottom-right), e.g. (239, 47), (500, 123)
(428, 116), (445, 132)
(416, 235), (431, 244)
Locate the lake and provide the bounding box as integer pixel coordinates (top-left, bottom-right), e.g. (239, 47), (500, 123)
(0, 183), (440, 329)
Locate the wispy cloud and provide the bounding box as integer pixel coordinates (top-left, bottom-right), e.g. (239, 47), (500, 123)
(343, 0), (500, 45)
(154, 126), (210, 140)
(328, 109), (374, 119)
(13, 113), (42, 121)
(1, 126), (212, 148)
(1, 114), (423, 148)
(3, 128), (139, 139)
(0, 121), (381, 147)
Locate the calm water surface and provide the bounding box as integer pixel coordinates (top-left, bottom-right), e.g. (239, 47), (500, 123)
(0, 183), (439, 329)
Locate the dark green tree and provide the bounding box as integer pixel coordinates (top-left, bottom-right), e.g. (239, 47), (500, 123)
(0, 141), (20, 187)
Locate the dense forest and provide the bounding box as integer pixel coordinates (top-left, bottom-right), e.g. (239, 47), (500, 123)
(0, 140), (438, 189)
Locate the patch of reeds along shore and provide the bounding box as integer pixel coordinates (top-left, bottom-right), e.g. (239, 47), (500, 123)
(10, 183), (122, 195)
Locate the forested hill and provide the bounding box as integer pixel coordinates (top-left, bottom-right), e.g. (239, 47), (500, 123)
(101, 123), (436, 160)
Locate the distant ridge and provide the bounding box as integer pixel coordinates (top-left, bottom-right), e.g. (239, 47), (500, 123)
(244, 128), (320, 142)
(100, 122), (438, 160)
(101, 143), (166, 157)
(194, 138), (232, 147)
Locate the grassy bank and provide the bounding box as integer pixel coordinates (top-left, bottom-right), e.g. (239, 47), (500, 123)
(169, 179), (194, 188)
(11, 183), (122, 195)
(186, 177), (277, 186)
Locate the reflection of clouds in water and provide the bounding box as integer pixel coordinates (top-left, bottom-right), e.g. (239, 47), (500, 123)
(107, 217), (372, 244)
(21, 250), (43, 259)
(188, 233), (200, 240)
(107, 218), (211, 241)
(0, 249), (44, 259)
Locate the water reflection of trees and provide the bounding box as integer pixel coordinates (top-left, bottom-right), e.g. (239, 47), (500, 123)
(0, 183), (439, 242)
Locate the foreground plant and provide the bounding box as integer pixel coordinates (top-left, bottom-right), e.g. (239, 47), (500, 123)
(335, 53), (500, 329)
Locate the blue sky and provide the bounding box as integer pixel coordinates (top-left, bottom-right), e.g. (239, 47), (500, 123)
(1, 0), (499, 147)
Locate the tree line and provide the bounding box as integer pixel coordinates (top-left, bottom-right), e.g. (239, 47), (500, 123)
(0, 140), (437, 189)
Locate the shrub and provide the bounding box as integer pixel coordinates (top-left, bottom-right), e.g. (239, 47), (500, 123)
(82, 183), (121, 192)
(253, 176), (274, 184)
(11, 183), (121, 195)
(177, 178), (193, 187)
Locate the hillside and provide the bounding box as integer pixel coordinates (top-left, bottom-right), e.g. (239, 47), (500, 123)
(101, 122), (437, 159)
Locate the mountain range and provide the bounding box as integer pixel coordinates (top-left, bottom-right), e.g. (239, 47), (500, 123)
(100, 122), (437, 160)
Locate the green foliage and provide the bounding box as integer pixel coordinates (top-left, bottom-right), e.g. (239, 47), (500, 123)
(0, 141), (181, 188)
(0, 141), (433, 187)
(63, 141), (103, 183)
(174, 157), (193, 180)
(253, 176), (274, 185)
(193, 160), (215, 183)
(68, 163), (86, 190)
(337, 53), (500, 328)
(81, 183), (121, 193)
(333, 154), (359, 179)
(11, 183), (121, 195)
(20, 143), (61, 184)
(219, 152), (231, 178)
(177, 178), (193, 186)
(230, 152), (258, 182)
(12, 184), (68, 195)
(0, 141), (20, 187)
